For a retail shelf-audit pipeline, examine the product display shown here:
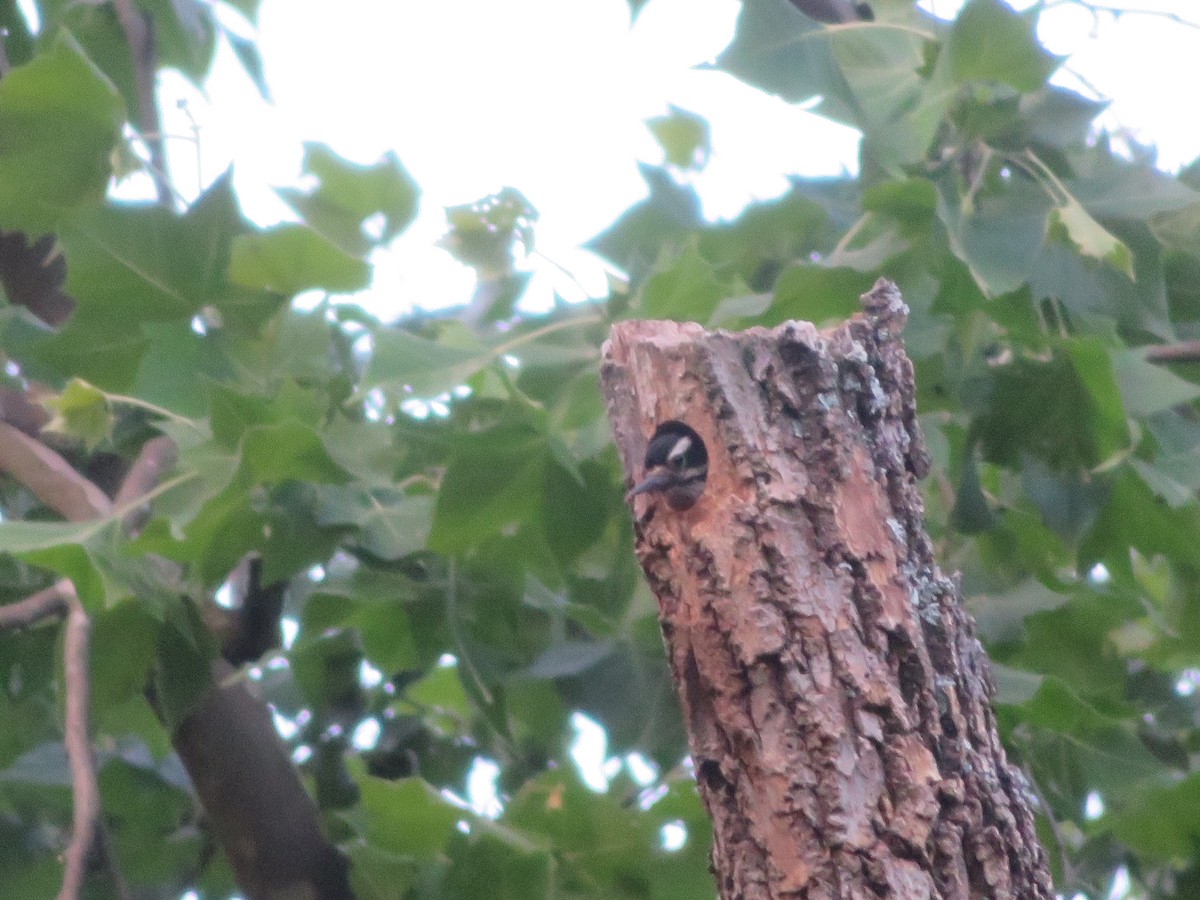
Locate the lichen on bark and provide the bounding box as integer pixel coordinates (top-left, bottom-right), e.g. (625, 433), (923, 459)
(600, 280), (1053, 899)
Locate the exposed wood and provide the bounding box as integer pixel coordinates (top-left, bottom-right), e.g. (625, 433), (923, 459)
(600, 279), (1053, 899)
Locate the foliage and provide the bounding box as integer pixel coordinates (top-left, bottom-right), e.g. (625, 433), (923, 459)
(1, 0), (1200, 897)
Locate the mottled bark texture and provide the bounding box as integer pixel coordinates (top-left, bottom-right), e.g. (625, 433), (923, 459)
(599, 280), (1053, 900)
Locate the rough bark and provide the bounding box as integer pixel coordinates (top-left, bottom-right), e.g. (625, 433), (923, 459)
(599, 279), (1053, 900)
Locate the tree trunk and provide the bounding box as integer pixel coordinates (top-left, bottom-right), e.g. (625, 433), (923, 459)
(599, 280), (1053, 899)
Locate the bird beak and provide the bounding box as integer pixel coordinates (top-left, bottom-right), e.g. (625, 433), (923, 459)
(625, 469), (673, 502)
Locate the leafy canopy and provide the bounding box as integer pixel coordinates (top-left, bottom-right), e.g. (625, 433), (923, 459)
(2, 0), (1200, 897)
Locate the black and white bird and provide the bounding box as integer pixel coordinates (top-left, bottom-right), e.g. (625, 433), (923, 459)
(625, 420), (708, 511)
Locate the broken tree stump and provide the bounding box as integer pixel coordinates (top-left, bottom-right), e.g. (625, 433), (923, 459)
(599, 279), (1053, 900)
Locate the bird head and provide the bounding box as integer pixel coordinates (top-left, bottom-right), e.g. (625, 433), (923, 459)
(625, 420), (708, 511)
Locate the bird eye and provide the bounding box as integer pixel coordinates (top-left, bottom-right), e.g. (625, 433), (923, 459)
(669, 453), (686, 469)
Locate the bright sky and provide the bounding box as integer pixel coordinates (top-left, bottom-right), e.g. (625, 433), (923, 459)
(115, 0), (1200, 320)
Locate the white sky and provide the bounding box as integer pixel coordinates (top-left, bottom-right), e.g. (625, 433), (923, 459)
(122, 0), (1200, 320)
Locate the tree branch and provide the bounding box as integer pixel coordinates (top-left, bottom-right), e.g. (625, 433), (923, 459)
(0, 579), (70, 629)
(1146, 340), (1200, 363)
(219, 556), (287, 666)
(0, 422), (112, 521)
(1044, 0), (1200, 30)
(1, 422), (350, 897)
(0, 431), (118, 897)
(58, 588), (99, 900)
(789, 0), (873, 23)
(110, 440), (353, 897)
(113, 435), (177, 534)
(112, 0), (172, 206)
(173, 660), (354, 900)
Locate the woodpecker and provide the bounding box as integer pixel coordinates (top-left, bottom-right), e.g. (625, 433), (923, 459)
(625, 420), (708, 511)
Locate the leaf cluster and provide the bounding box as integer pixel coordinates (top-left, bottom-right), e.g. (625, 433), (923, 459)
(2, 1), (1200, 898)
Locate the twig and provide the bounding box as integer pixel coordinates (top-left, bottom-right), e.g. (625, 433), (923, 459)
(1020, 759), (1076, 890)
(1145, 341), (1200, 363)
(58, 589), (98, 900)
(1043, 0), (1200, 30)
(0, 580), (70, 630)
(113, 0), (172, 206)
(0, 427), (144, 897)
(0, 422), (112, 521)
(789, 0), (872, 24)
(113, 435), (177, 535)
(0, 580), (108, 900)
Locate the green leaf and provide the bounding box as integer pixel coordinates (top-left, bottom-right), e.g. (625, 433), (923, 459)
(1048, 198), (1133, 279)
(441, 188), (537, 277)
(314, 487), (432, 560)
(41, 377), (112, 450)
(223, 27), (271, 102)
(586, 164), (701, 278)
(0, 518), (109, 555)
(365, 327), (490, 398)
(0, 35), (124, 231)
(429, 427), (547, 554)
(988, 662), (1044, 705)
(344, 843), (418, 900)
(1015, 677), (1164, 806)
(1029, 219), (1172, 338)
(278, 143), (419, 255)
(698, 184), (840, 288)
(862, 177), (937, 222)
(1128, 458), (1194, 509)
(716, 0), (857, 123)
(524, 639), (616, 679)
(133, 321), (235, 419)
(441, 828), (554, 900)
(973, 344), (1129, 470)
(1068, 150), (1200, 221)
(1114, 773), (1200, 861)
(1109, 348), (1200, 417)
(638, 242), (735, 322)
(770, 264), (872, 324)
(0, 518), (117, 607)
(230, 224), (370, 295)
(946, 0), (1058, 93)
(24, 311), (150, 391)
(405, 664), (471, 718)
(353, 776), (461, 859)
(291, 627), (362, 713)
(829, 21), (951, 173)
(950, 449), (993, 533)
(142, 0), (217, 83)
(323, 594), (420, 675)
(152, 599), (215, 733)
(89, 601), (159, 723)
(646, 106), (710, 171)
(706, 293), (772, 329)
(936, 176), (1050, 297)
(241, 422), (353, 485)
(24, 174), (274, 392)
(1021, 86), (1108, 150)
(1062, 337), (1131, 462)
(969, 580), (1069, 646)
(1082, 469), (1200, 579)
